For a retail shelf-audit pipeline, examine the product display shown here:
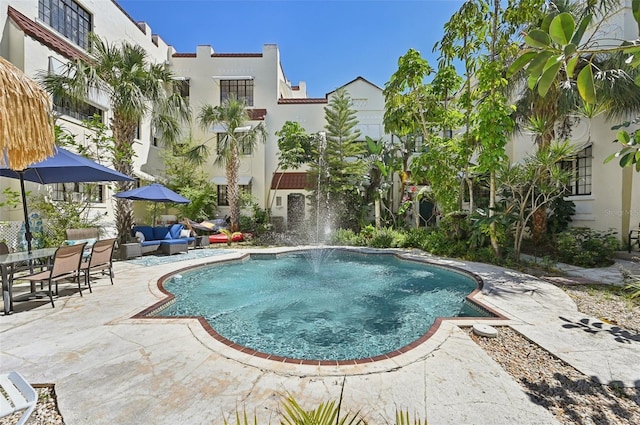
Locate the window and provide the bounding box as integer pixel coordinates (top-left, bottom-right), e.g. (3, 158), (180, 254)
(53, 97), (103, 123)
(217, 133), (251, 155)
(177, 79), (190, 105)
(51, 182), (104, 203)
(562, 145), (592, 196)
(217, 185), (250, 206)
(39, 0), (92, 49)
(220, 79), (254, 106)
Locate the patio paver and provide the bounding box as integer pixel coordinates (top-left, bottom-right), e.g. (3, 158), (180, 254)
(1, 247), (638, 424)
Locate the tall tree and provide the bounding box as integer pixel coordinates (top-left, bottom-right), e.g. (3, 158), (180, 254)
(313, 88), (366, 230)
(383, 49), (435, 216)
(39, 34), (190, 246)
(270, 121), (316, 213)
(436, 0), (547, 257)
(198, 95), (267, 231)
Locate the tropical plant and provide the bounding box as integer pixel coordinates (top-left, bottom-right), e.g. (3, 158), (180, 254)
(625, 275), (640, 299)
(223, 395), (428, 425)
(496, 141), (576, 260)
(509, 1), (640, 171)
(437, 0), (550, 257)
(162, 135), (217, 222)
(280, 395), (365, 425)
(270, 121), (317, 212)
(198, 95), (267, 231)
(556, 227), (619, 267)
(362, 136), (398, 228)
(29, 193), (103, 247)
(547, 197), (576, 235)
(39, 33), (190, 246)
(310, 88), (366, 231)
(383, 48), (435, 217)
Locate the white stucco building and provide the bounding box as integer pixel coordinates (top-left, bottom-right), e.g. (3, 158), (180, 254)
(0, 0), (637, 246)
(0, 0), (388, 237)
(507, 1), (640, 246)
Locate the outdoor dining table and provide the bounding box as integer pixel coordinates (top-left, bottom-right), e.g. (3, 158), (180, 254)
(1, 247), (57, 315)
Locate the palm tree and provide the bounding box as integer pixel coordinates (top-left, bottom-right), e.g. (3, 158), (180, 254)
(198, 95), (267, 231)
(39, 33), (189, 246)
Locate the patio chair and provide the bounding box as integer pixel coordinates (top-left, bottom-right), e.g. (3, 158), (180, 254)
(183, 218), (229, 234)
(0, 371), (37, 425)
(81, 238), (116, 290)
(18, 243), (86, 308)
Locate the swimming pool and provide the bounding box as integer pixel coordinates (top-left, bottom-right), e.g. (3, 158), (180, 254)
(154, 249), (491, 361)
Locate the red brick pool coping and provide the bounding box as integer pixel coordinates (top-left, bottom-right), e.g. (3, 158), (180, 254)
(132, 250), (507, 366)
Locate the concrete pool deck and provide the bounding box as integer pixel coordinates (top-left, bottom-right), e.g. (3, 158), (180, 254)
(1, 247), (639, 424)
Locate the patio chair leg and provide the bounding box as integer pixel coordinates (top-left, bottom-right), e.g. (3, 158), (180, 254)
(85, 273), (92, 293)
(77, 275), (83, 297)
(47, 279), (54, 308)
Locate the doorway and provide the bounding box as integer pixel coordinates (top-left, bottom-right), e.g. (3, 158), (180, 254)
(287, 193), (305, 231)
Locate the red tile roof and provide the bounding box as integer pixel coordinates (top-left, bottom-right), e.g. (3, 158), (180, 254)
(271, 172), (309, 190)
(278, 98), (327, 104)
(7, 6), (87, 61)
(212, 53), (262, 58)
(248, 109), (267, 120)
(172, 52), (263, 58)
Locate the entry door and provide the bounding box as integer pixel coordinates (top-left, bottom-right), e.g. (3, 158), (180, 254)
(287, 193), (305, 231)
(419, 200), (435, 227)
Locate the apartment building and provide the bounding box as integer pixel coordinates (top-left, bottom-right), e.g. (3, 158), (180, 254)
(507, 1), (640, 244)
(1, 0), (637, 242)
(0, 0), (388, 232)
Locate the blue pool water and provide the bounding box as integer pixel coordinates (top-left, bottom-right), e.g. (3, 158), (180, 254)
(157, 250), (486, 361)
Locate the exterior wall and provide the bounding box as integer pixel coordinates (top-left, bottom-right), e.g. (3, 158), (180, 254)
(508, 109), (640, 243)
(4, 0), (633, 238)
(0, 0), (169, 229)
(507, 0), (640, 243)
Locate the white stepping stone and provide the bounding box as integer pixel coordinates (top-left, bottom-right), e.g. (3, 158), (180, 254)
(473, 323), (498, 338)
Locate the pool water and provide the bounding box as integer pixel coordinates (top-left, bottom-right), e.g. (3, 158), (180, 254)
(158, 250), (486, 361)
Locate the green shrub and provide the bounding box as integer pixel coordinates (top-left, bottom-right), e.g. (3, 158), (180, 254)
(547, 198), (575, 235)
(368, 227), (405, 248)
(556, 227), (619, 267)
(330, 228), (359, 246)
(402, 228), (432, 250)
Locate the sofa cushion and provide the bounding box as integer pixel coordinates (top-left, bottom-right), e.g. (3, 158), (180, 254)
(133, 226), (154, 242)
(153, 226), (171, 240)
(159, 239), (188, 245)
(169, 224), (184, 239)
(64, 238), (97, 258)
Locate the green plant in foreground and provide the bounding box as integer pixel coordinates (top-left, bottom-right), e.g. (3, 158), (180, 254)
(280, 395), (364, 425)
(223, 394), (427, 424)
(625, 277), (640, 299)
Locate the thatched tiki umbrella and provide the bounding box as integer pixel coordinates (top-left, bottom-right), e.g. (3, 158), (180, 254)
(0, 55), (55, 252)
(0, 55), (55, 169)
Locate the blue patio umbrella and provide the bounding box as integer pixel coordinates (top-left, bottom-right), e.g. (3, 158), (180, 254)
(113, 183), (190, 226)
(1, 146), (134, 253)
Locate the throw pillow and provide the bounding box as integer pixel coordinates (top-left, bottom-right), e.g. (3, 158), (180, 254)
(135, 231), (145, 242)
(180, 229), (190, 238)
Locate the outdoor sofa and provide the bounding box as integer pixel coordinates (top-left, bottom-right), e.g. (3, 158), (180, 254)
(132, 224), (195, 255)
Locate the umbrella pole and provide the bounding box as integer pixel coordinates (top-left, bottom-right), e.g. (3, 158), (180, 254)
(18, 172), (33, 254)
(153, 202), (158, 226)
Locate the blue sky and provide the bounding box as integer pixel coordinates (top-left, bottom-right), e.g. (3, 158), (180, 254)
(117, 0), (465, 98)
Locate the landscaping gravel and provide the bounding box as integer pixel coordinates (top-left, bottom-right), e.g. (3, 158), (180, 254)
(471, 284), (640, 425)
